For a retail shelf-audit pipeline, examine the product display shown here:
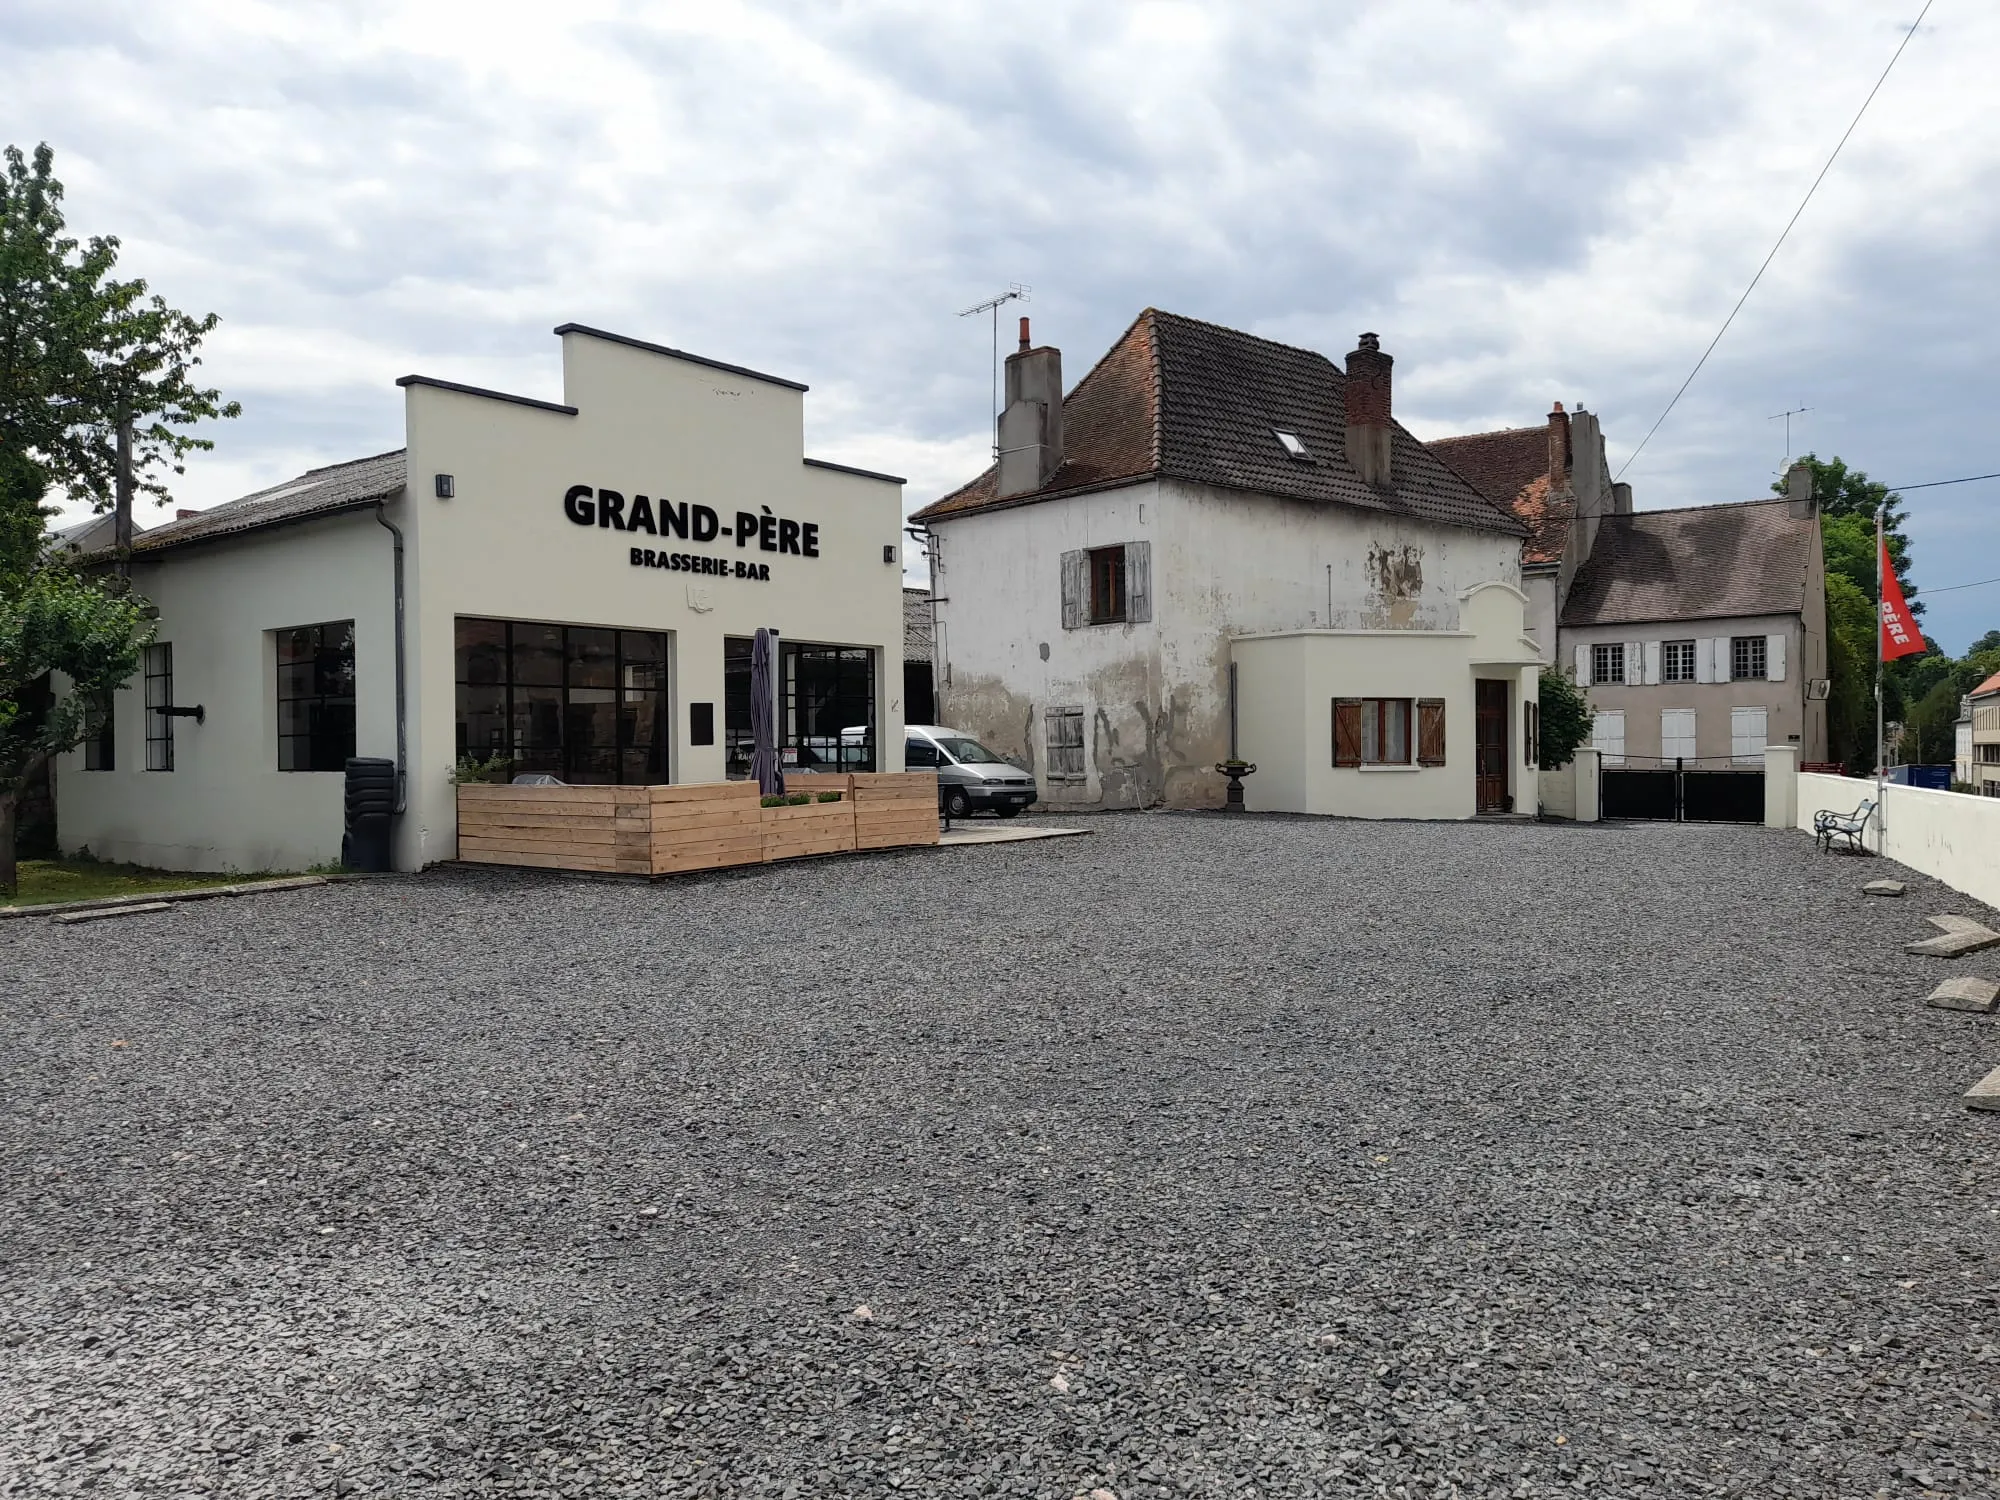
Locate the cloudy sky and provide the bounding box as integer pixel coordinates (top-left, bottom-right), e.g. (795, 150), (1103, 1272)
(12, 0), (1997, 651)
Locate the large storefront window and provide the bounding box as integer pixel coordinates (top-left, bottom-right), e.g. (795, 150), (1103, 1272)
(723, 637), (876, 776)
(455, 618), (668, 785)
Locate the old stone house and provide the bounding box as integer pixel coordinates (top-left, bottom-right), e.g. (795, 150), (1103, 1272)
(910, 311), (1542, 818)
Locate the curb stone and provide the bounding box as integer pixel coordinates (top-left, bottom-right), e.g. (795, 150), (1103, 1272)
(1, 874), (338, 923)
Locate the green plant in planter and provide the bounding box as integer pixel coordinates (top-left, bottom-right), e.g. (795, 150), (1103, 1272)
(785, 792), (811, 805)
(760, 794), (786, 808)
(450, 751), (513, 784)
(815, 791), (843, 803)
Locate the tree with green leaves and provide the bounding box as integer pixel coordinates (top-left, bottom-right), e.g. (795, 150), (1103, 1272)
(1779, 454), (1918, 616)
(1538, 668), (1594, 770)
(1, 140), (239, 573)
(0, 563), (153, 893)
(1822, 573), (1877, 773)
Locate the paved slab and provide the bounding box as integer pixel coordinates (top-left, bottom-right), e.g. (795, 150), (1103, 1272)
(1862, 879), (1906, 897)
(1926, 976), (2000, 1013)
(1966, 1065), (2000, 1111)
(1906, 926), (2000, 958)
(938, 823), (1091, 847)
(49, 900), (175, 925)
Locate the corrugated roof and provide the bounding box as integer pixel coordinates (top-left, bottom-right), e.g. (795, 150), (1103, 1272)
(912, 309), (1522, 537)
(1561, 498), (1815, 627)
(1427, 423), (1571, 565)
(903, 587), (934, 663)
(112, 450), (408, 558)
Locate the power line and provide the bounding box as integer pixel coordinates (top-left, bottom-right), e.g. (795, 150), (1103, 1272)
(1884, 470), (2000, 492)
(1615, 1), (1934, 482)
(1923, 574), (2000, 595)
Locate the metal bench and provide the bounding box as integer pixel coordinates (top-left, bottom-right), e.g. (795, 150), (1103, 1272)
(1813, 798), (1875, 854)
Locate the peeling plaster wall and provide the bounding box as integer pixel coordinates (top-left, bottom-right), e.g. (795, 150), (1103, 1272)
(930, 478), (1523, 810)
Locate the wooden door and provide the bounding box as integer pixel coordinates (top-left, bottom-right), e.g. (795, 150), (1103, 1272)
(1475, 679), (1508, 813)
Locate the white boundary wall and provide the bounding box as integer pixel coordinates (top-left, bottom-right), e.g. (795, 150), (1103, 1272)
(1792, 770), (2000, 911)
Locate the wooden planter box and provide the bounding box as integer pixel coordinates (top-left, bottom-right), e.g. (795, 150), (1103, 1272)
(851, 771), (941, 850)
(761, 782), (857, 862)
(456, 772), (937, 877)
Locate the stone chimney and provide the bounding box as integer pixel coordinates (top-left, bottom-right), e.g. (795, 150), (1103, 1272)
(1547, 402), (1571, 482)
(1785, 460), (1815, 516)
(995, 316), (1064, 500)
(1343, 333), (1394, 488)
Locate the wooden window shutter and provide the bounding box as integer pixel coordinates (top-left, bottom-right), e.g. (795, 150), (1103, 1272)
(1766, 633), (1786, 681)
(1623, 641), (1643, 685)
(1332, 698), (1363, 767)
(1417, 698), (1447, 766)
(1059, 550), (1084, 630)
(1573, 643), (1589, 683)
(1124, 540), (1152, 623)
(1524, 700), (1539, 766)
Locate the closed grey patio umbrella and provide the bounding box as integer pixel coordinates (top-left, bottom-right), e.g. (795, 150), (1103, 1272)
(750, 628), (784, 797)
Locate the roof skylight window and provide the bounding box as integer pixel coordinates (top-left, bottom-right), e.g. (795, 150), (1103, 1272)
(1273, 429), (1313, 462)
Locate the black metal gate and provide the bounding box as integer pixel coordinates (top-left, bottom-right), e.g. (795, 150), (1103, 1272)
(1601, 762), (1764, 824)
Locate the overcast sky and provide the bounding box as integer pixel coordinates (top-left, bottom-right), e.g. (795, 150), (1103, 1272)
(12, 0), (1996, 651)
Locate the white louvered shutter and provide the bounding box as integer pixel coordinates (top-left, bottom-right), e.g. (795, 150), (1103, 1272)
(1125, 540), (1152, 623)
(1766, 634), (1786, 682)
(1623, 641), (1643, 685)
(1694, 638), (1714, 684)
(1713, 638), (1733, 682)
(1644, 641), (1662, 686)
(1574, 644), (1590, 683)
(1059, 550), (1084, 631)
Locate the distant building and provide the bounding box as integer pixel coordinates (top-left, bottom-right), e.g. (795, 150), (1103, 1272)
(1956, 693), (1975, 787)
(1435, 409), (1828, 768)
(1972, 672), (2000, 797)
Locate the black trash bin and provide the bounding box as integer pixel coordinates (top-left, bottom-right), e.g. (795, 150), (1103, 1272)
(342, 757), (397, 872)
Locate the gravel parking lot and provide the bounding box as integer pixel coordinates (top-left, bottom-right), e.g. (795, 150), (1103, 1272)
(5, 813), (1999, 1499)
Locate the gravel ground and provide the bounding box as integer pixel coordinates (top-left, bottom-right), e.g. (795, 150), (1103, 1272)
(4, 814), (1999, 1499)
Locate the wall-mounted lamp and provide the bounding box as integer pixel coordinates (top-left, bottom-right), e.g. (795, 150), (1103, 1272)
(434, 474), (455, 499)
(883, 544), (897, 565)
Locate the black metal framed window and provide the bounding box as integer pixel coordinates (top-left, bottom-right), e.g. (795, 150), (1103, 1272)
(1730, 636), (1768, 680)
(782, 643), (875, 773)
(1591, 642), (1625, 686)
(724, 639), (879, 776)
(276, 621), (357, 772)
(454, 618), (669, 785)
(144, 643), (174, 772)
(83, 690), (115, 771)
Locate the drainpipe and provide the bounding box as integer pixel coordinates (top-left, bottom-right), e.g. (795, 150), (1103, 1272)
(374, 503), (408, 815)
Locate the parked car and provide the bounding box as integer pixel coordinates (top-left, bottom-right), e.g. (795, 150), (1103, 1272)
(903, 724), (1039, 818)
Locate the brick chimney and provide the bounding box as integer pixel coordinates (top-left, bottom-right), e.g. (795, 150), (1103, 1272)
(1343, 332), (1394, 487)
(996, 317), (1065, 499)
(1547, 402), (1571, 482)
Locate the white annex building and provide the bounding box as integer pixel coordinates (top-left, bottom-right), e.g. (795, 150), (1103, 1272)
(56, 325), (909, 872)
(912, 312), (1542, 819)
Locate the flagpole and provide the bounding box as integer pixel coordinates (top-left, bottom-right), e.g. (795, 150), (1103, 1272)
(1875, 503), (1885, 852)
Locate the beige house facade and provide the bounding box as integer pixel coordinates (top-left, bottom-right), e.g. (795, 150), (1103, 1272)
(56, 324), (908, 872)
(1972, 672), (2000, 797)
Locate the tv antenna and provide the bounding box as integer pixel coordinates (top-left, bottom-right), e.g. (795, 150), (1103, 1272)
(1768, 405), (1811, 467)
(960, 284), (1030, 458)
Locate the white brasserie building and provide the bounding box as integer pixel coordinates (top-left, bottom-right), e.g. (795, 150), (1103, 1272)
(56, 324), (909, 872)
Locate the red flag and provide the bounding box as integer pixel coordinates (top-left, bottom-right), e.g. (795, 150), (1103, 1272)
(1878, 537), (1925, 660)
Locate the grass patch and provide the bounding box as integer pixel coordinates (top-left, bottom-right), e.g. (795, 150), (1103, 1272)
(3, 859), (285, 909)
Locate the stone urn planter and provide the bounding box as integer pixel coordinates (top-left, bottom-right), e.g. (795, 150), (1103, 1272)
(1214, 759), (1257, 812)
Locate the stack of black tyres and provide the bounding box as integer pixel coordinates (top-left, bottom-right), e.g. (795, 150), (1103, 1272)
(343, 757), (396, 872)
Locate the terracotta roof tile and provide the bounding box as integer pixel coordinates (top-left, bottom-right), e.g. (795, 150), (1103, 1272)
(1426, 424), (1570, 565)
(913, 309), (1521, 537)
(1561, 498), (1815, 627)
(1972, 669), (2000, 699)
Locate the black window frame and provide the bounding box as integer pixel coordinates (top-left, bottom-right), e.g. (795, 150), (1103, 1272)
(144, 643), (174, 772)
(1730, 635), (1768, 681)
(1662, 639), (1696, 683)
(276, 620), (358, 772)
(453, 617), (670, 786)
(83, 689), (115, 771)
(1088, 545), (1127, 625)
